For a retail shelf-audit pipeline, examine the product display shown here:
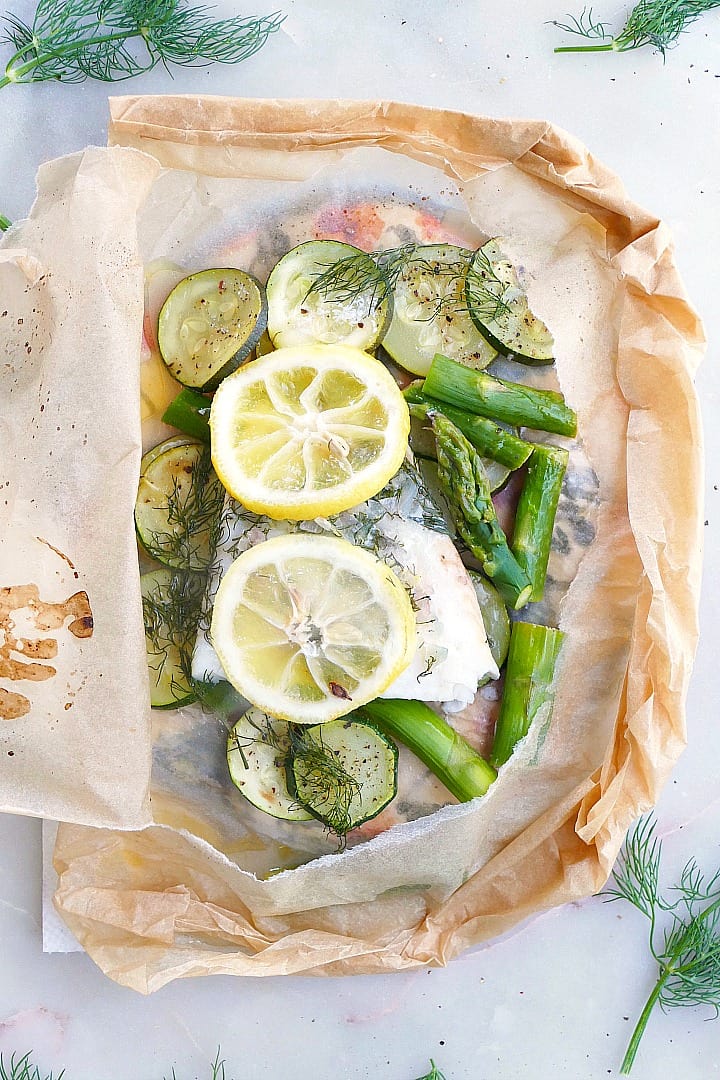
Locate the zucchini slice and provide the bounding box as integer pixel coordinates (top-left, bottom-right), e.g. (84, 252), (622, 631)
(382, 244), (497, 376)
(140, 434), (198, 472)
(266, 240), (392, 351)
(158, 267), (267, 391)
(464, 240), (554, 364)
(141, 568), (199, 709)
(468, 570), (511, 672)
(227, 708), (313, 822)
(135, 440), (223, 570)
(288, 717), (398, 833)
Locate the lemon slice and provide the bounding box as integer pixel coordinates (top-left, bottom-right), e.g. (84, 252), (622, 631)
(210, 534), (416, 724)
(209, 344), (410, 520)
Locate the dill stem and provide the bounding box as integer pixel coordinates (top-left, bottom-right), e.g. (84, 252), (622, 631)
(554, 43), (615, 53)
(620, 975), (666, 1075)
(621, 893), (720, 1074)
(0, 29), (138, 89)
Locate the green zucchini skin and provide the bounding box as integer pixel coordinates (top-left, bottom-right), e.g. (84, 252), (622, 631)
(158, 267), (267, 392)
(287, 718), (398, 833)
(141, 568), (197, 710)
(382, 243), (497, 377)
(139, 434), (199, 472)
(227, 709), (313, 822)
(465, 240), (554, 365)
(266, 240), (392, 351)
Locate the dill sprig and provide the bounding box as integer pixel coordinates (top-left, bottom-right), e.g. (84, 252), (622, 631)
(464, 246), (514, 324)
(289, 726), (361, 844)
(553, 1), (720, 55)
(415, 1063), (448, 1080)
(2, 1048), (448, 1080)
(305, 244), (416, 313)
(0, 0), (284, 89)
(142, 445), (225, 571)
(167, 1047), (231, 1080)
(0, 1053), (63, 1080)
(306, 243), (488, 325)
(142, 565), (206, 693)
(603, 815), (720, 1074)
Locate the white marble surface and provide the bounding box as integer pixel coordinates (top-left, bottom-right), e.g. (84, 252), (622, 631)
(2, 1), (720, 1076)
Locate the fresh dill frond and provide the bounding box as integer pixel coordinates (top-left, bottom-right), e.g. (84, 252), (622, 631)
(142, 445), (225, 571)
(415, 1062), (448, 1080)
(603, 814), (720, 1073)
(552, 5), (611, 39)
(306, 243), (485, 326)
(0, 1051), (64, 1080)
(553, 0), (720, 55)
(464, 246), (514, 324)
(142, 565), (206, 689)
(289, 726), (361, 844)
(0, 0), (285, 89)
(304, 244), (415, 314)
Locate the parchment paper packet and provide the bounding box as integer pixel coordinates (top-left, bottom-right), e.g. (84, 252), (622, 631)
(8, 97), (705, 990)
(0, 147), (158, 827)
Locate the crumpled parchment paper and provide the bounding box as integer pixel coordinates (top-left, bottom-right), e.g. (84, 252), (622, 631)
(0, 97), (704, 991)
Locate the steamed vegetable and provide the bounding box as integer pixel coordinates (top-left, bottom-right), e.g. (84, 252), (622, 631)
(490, 622), (565, 768)
(266, 240), (392, 350)
(468, 570), (511, 672)
(135, 440), (224, 571)
(465, 240), (554, 364)
(404, 384), (533, 469)
(362, 698), (497, 802)
(380, 244), (497, 375)
(141, 567), (204, 709)
(432, 412), (532, 610)
(511, 444), (569, 602)
(158, 268), (266, 391)
(288, 718), (399, 833)
(423, 352), (577, 438)
(162, 387), (212, 443)
(227, 709), (313, 822)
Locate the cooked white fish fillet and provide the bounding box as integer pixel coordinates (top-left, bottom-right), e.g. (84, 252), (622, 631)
(192, 460), (498, 708)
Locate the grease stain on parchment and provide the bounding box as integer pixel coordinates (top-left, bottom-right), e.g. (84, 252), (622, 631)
(0, 583), (93, 720)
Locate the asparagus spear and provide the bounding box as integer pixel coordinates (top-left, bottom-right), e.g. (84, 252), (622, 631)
(423, 353), (577, 438)
(361, 698), (496, 801)
(404, 384), (533, 469)
(432, 413), (532, 610)
(511, 444), (569, 602)
(490, 621), (565, 768)
(162, 387), (212, 443)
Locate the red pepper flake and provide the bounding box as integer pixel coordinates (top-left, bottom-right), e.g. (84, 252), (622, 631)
(329, 682), (352, 700)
